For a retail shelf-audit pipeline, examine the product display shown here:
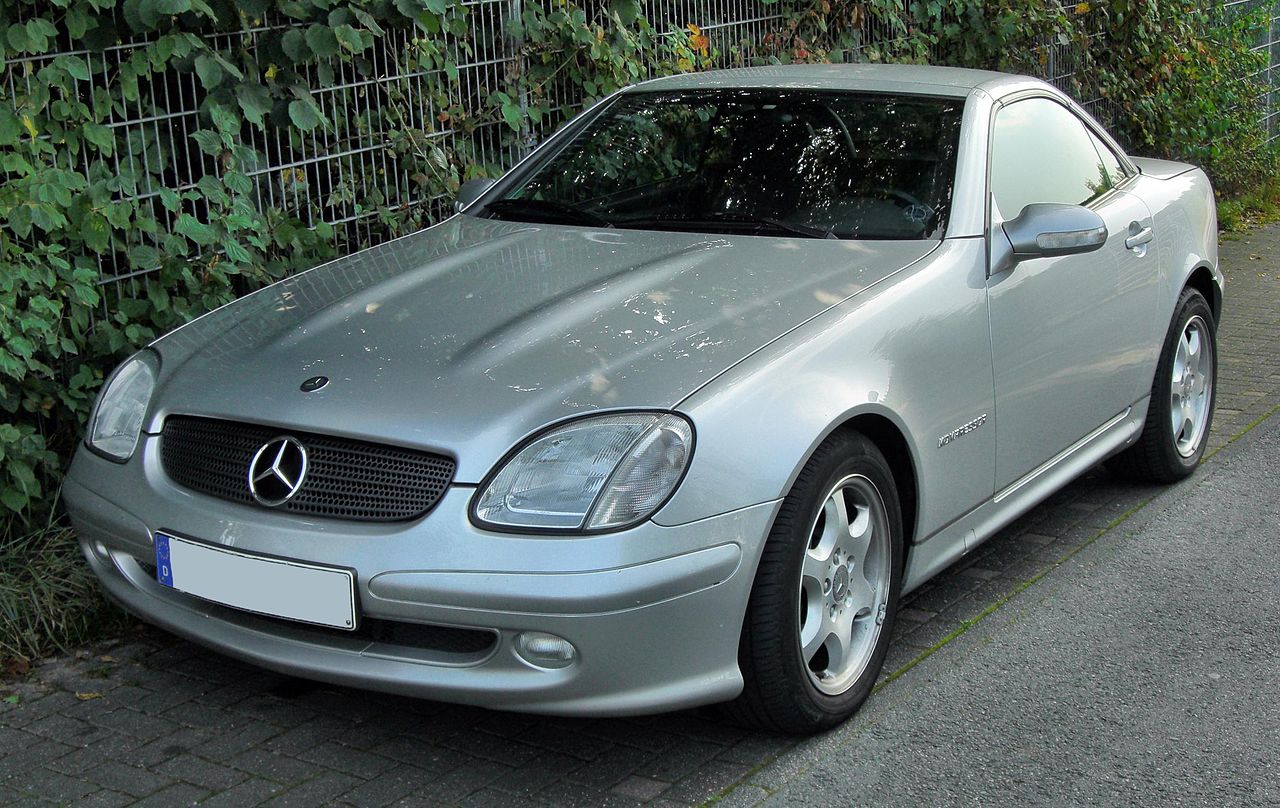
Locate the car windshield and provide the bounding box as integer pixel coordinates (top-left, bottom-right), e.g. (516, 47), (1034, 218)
(477, 89), (965, 240)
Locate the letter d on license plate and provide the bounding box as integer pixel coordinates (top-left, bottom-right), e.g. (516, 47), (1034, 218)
(154, 532), (357, 630)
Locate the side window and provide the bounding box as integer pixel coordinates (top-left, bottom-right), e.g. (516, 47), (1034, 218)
(990, 98), (1120, 219)
(1087, 129), (1127, 193)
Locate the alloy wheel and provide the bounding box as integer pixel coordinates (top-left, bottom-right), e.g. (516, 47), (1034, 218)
(796, 474), (892, 695)
(1170, 314), (1214, 458)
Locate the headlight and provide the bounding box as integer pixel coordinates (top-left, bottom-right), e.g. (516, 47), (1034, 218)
(87, 350), (159, 462)
(473, 412), (694, 532)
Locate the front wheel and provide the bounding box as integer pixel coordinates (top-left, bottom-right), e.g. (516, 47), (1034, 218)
(1109, 286), (1218, 482)
(725, 431), (903, 734)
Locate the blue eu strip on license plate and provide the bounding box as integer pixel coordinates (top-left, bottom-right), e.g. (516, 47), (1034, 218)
(155, 532), (174, 586)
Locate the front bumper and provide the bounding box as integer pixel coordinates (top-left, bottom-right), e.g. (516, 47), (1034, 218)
(64, 440), (778, 716)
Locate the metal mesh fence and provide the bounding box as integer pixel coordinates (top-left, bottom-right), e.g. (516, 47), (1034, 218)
(13, 0), (1279, 305)
(1228, 0), (1280, 140)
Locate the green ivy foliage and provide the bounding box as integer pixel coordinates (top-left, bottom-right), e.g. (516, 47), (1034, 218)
(0, 0), (1274, 535)
(1088, 1), (1276, 195)
(0, 0), (396, 521)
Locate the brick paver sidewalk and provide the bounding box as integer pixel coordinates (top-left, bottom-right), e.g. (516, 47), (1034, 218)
(2, 228), (1277, 808)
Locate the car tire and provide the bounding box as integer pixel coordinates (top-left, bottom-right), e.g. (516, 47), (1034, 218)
(724, 431), (903, 734)
(1108, 287), (1218, 483)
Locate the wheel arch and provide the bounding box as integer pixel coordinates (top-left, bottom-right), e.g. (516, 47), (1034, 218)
(827, 412), (920, 570)
(1184, 263), (1221, 324)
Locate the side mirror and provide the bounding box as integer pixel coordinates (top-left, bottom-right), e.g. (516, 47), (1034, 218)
(1002, 203), (1108, 260)
(455, 178), (496, 213)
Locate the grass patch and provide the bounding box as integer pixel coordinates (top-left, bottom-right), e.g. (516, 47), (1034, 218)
(0, 520), (129, 673)
(1218, 174), (1280, 232)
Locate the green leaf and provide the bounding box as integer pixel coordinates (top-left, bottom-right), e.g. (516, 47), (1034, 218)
(334, 24), (367, 55)
(80, 212), (110, 251)
(609, 0), (641, 25)
(137, 0), (166, 28)
(278, 0), (309, 19)
(175, 214), (217, 245)
(146, 282), (170, 312)
(83, 122), (114, 154)
(193, 54), (224, 89)
(50, 54), (91, 82)
(394, 0), (422, 18)
(0, 109), (20, 145)
(7, 458), (36, 488)
(223, 171), (252, 195)
(287, 98), (321, 130)
(211, 52), (243, 81)
(1, 486), (28, 512)
(128, 245), (162, 269)
(304, 24), (339, 58)
(281, 27), (309, 62)
(416, 10), (440, 34)
(235, 83), (273, 128)
(500, 100), (523, 131)
(25, 18), (57, 51)
(223, 239), (252, 263)
(6, 24), (30, 53)
(190, 129), (223, 155)
(66, 7), (94, 38)
(350, 7), (385, 35)
(207, 102), (239, 135)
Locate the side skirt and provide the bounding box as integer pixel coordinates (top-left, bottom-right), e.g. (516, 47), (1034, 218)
(902, 398), (1149, 594)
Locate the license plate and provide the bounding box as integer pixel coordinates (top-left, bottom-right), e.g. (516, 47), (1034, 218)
(154, 532), (357, 630)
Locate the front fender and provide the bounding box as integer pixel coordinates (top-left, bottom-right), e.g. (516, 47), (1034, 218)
(654, 238), (997, 547)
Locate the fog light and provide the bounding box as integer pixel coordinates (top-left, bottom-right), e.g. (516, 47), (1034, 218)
(514, 631), (577, 669)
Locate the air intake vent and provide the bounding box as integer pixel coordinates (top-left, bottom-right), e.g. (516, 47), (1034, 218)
(160, 416), (455, 522)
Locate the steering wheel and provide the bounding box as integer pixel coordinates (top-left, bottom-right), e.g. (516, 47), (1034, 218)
(869, 188), (935, 228)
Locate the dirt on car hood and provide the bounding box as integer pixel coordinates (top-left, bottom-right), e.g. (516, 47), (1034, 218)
(149, 215), (938, 481)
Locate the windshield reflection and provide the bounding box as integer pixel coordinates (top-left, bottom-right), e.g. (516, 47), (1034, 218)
(479, 89), (964, 240)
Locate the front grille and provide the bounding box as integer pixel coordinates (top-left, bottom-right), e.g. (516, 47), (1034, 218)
(160, 416), (455, 521)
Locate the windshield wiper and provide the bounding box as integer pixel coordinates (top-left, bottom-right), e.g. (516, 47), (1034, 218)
(481, 198), (614, 228)
(701, 212), (839, 239)
(617, 212), (838, 239)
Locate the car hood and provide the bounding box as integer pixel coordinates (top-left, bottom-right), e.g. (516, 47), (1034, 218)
(150, 215), (937, 482)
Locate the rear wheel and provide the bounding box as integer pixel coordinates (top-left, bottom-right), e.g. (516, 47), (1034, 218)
(1109, 287), (1217, 482)
(725, 431), (902, 734)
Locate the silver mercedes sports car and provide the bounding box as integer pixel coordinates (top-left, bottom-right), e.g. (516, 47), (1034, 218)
(67, 64), (1220, 734)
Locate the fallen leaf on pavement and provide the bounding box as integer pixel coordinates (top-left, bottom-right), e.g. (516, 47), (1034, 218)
(3, 657), (30, 677)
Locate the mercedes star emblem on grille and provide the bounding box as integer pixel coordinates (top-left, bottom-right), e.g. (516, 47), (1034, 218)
(248, 436), (308, 506)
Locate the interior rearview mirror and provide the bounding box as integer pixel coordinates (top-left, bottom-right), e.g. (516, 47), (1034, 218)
(455, 178), (497, 214)
(1002, 203), (1108, 260)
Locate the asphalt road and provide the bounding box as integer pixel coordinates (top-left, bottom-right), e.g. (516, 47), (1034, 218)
(751, 413), (1280, 807)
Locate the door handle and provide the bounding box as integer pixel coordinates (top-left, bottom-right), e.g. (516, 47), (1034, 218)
(1125, 226), (1154, 250)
